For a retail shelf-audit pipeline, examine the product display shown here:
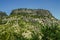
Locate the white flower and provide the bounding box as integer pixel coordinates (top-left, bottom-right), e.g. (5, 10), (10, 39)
(22, 30), (32, 39)
(39, 35), (42, 40)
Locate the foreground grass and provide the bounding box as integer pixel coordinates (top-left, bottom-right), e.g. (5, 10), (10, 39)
(0, 22), (60, 40)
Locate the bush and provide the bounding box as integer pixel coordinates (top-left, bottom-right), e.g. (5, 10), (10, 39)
(41, 23), (60, 40)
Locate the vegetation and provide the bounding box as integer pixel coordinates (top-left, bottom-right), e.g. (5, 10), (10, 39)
(0, 8), (60, 40)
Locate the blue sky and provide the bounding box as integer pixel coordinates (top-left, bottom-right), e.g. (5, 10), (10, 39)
(0, 0), (60, 20)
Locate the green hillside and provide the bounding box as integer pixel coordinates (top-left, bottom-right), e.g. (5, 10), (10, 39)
(0, 8), (60, 40)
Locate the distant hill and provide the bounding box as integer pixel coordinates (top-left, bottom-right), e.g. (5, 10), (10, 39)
(0, 11), (7, 19)
(0, 11), (7, 24)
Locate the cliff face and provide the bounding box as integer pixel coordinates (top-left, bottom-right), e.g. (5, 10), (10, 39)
(10, 8), (53, 17)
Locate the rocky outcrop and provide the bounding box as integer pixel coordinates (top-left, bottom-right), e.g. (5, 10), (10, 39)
(10, 8), (53, 17)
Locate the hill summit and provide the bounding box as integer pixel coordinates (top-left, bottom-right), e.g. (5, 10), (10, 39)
(11, 8), (53, 17)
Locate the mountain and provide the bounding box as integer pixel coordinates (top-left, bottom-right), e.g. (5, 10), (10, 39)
(0, 8), (60, 40)
(10, 8), (58, 26)
(10, 8), (53, 17)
